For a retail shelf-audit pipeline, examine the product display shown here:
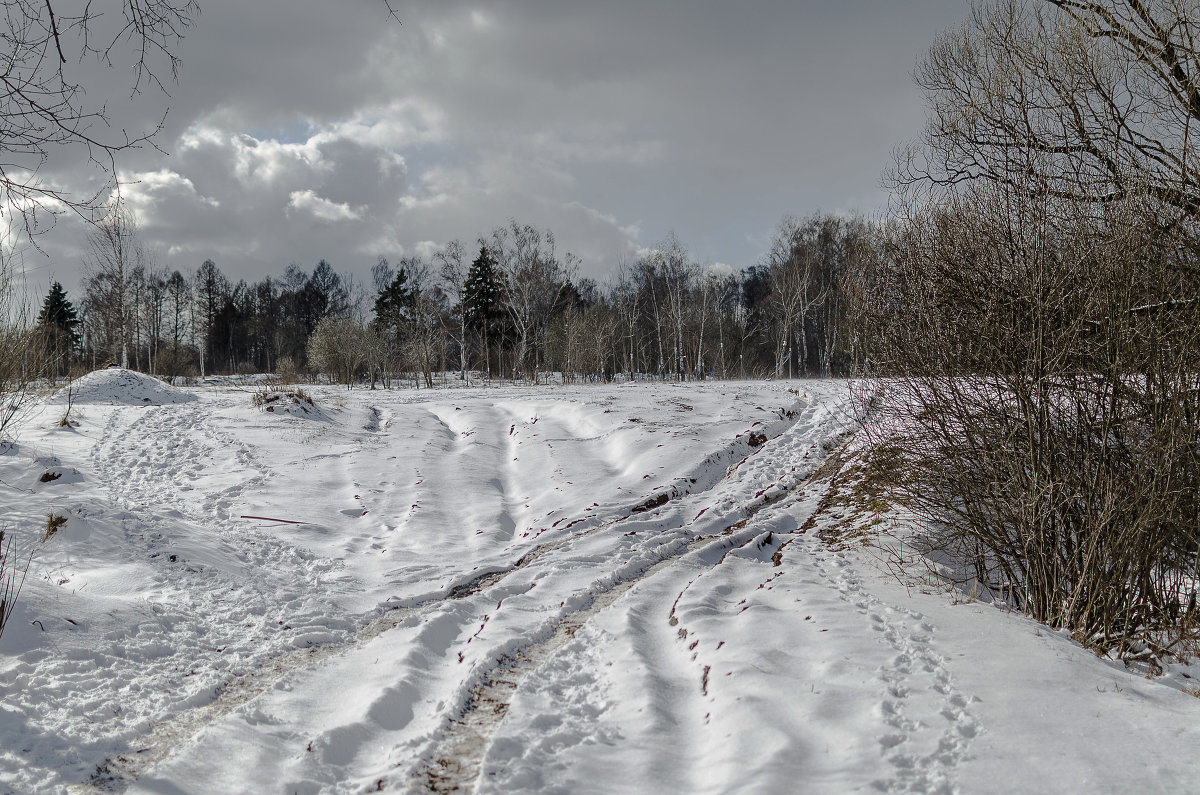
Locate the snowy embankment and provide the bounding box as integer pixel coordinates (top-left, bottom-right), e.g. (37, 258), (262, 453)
(1, 371), (1200, 794)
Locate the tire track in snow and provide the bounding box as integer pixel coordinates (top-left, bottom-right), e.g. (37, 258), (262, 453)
(460, 409), (976, 794)
(404, 397), (849, 794)
(411, 529), (775, 794)
(79, 394), (824, 791)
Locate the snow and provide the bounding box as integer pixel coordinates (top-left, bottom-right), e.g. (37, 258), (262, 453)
(49, 367), (199, 407)
(1, 371), (1200, 793)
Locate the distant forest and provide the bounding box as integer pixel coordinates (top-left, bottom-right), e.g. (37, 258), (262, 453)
(43, 214), (871, 384)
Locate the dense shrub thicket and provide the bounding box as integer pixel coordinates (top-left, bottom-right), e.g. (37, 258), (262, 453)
(850, 0), (1200, 661)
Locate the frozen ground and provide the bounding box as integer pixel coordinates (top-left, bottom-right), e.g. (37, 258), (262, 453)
(2, 371), (1200, 794)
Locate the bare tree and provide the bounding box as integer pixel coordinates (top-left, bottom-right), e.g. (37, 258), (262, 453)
(902, 0), (1200, 224)
(0, 227), (45, 438)
(488, 222), (575, 379)
(856, 0), (1200, 659)
(0, 0), (198, 230)
(157, 268), (191, 378)
(857, 178), (1200, 659)
(138, 264), (168, 374)
(630, 237), (695, 380)
(815, 218), (870, 376)
(434, 240), (471, 380)
(585, 302), (618, 382)
(406, 261), (446, 389)
(83, 201), (142, 368)
(611, 260), (642, 381)
(307, 316), (370, 387)
(764, 217), (825, 378)
(654, 233), (695, 380)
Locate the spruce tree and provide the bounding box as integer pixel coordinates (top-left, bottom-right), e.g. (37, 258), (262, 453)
(36, 282), (79, 377)
(463, 247), (504, 377)
(373, 267), (414, 341)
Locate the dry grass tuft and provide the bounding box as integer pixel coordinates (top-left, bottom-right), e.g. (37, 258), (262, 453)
(252, 386), (316, 411)
(43, 513), (67, 543)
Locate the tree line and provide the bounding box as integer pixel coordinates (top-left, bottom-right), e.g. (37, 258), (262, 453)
(39, 214), (873, 384)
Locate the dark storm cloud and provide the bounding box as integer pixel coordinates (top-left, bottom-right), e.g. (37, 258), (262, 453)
(32, 0), (970, 289)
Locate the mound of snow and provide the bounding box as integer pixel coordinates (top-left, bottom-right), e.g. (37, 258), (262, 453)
(50, 367), (197, 406)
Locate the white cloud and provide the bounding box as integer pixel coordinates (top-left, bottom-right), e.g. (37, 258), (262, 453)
(287, 190), (363, 222)
(120, 169), (220, 212)
(32, 0), (972, 293)
(231, 135), (324, 187)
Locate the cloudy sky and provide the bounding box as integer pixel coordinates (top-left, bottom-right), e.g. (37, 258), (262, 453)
(29, 0), (970, 292)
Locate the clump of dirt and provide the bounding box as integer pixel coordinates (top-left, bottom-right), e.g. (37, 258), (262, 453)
(631, 493), (669, 513)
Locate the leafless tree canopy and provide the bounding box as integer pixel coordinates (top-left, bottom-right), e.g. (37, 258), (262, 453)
(901, 0), (1200, 222)
(486, 222), (577, 378)
(861, 0), (1200, 662)
(0, 0), (199, 229)
(82, 200), (143, 367)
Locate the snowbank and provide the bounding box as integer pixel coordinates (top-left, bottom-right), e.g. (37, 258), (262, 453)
(49, 368), (197, 406)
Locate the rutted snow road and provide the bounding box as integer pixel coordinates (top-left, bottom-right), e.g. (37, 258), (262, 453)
(5, 373), (1200, 794)
(108, 382), (884, 795)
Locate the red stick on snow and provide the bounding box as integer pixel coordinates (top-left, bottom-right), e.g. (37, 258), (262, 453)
(240, 515), (310, 525)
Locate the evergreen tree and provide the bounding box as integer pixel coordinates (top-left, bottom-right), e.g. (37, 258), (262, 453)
(463, 246), (504, 376)
(278, 264), (314, 367)
(373, 266), (414, 339)
(371, 260), (424, 387)
(36, 282), (79, 377)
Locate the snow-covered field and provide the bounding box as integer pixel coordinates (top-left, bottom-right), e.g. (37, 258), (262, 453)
(3, 370), (1200, 794)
